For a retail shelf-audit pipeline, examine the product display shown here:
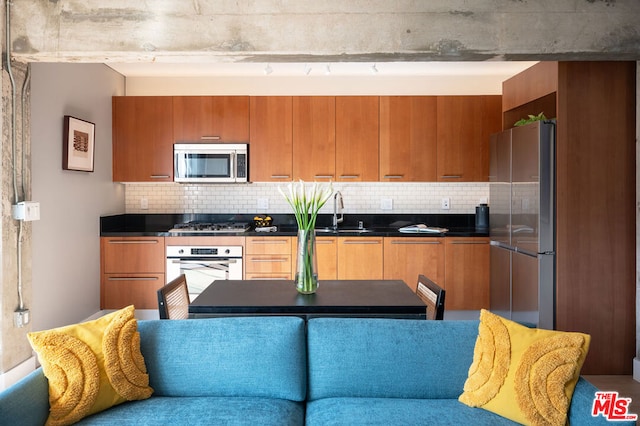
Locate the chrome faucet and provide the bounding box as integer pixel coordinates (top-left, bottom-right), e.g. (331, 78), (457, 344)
(332, 191), (344, 230)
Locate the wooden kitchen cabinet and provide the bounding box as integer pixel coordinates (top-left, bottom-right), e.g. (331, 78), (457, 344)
(444, 237), (490, 310)
(335, 96), (379, 181)
(337, 237), (383, 280)
(249, 96), (293, 182)
(436, 95), (502, 182)
(379, 96), (438, 182)
(173, 96), (249, 142)
(292, 96), (336, 181)
(112, 96), (174, 182)
(100, 236), (165, 309)
(383, 237), (445, 292)
(245, 236), (293, 279)
(315, 236), (338, 279)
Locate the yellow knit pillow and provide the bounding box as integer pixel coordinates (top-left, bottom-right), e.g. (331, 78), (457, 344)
(459, 309), (590, 426)
(27, 305), (153, 426)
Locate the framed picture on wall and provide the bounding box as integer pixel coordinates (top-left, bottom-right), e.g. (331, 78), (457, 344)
(63, 115), (95, 172)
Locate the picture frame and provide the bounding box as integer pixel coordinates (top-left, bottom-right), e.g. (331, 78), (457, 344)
(63, 115), (95, 172)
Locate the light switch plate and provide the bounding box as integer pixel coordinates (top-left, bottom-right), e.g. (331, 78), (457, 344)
(441, 198), (450, 210)
(380, 198), (393, 210)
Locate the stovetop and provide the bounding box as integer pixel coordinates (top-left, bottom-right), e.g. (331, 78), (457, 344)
(168, 221), (251, 234)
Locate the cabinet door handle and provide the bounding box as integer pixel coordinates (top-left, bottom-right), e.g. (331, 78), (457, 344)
(316, 239), (335, 244)
(270, 175), (291, 179)
(383, 175), (404, 179)
(342, 240), (381, 245)
(108, 240), (159, 244)
(339, 175), (360, 179)
(201, 136), (221, 140)
(150, 175), (170, 179)
(250, 239), (289, 244)
(391, 240), (441, 245)
(450, 241), (489, 245)
(314, 175), (334, 179)
(440, 175), (462, 179)
(250, 258), (288, 263)
(107, 277), (159, 281)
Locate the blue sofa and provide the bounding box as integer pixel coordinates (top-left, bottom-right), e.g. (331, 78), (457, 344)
(0, 316), (629, 425)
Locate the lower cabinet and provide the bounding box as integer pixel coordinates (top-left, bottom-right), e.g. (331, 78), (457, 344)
(245, 236), (293, 279)
(383, 237), (445, 292)
(316, 236), (338, 279)
(444, 237), (490, 310)
(100, 237), (165, 309)
(102, 274), (165, 309)
(337, 237), (384, 280)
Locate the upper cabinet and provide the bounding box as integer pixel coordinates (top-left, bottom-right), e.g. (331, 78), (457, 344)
(335, 96), (379, 181)
(292, 96), (336, 181)
(112, 94), (501, 182)
(249, 96), (293, 182)
(173, 96), (249, 142)
(379, 96), (437, 182)
(436, 95), (502, 182)
(112, 96), (174, 182)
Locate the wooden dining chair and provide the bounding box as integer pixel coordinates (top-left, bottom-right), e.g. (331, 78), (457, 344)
(415, 274), (446, 320)
(157, 274), (190, 319)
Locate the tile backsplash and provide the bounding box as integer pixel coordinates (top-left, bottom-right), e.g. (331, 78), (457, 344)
(124, 182), (489, 215)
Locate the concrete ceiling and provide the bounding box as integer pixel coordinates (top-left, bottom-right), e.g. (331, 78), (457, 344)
(106, 61), (539, 78)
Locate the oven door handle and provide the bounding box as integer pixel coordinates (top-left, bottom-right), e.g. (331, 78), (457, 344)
(169, 259), (239, 265)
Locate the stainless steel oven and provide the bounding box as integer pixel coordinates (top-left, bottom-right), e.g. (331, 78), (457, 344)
(166, 245), (243, 301)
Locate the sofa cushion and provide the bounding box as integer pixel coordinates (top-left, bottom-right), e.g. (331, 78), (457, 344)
(459, 309), (590, 426)
(306, 318), (479, 400)
(137, 316), (306, 401)
(27, 306), (152, 426)
(75, 396), (304, 425)
(306, 397), (518, 426)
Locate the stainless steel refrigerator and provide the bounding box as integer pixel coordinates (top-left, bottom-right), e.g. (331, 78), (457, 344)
(489, 120), (555, 330)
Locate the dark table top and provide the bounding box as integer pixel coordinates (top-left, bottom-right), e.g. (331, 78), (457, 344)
(189, 279), (427, 319)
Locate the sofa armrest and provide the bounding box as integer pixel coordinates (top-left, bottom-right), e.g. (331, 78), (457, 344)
(0, 368), (50, 425)
(569, 377), (636, 425)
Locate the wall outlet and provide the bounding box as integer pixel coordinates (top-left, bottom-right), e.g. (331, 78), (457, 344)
(140, 197), (149, 210)
(12, 201), (40, 221)
(14, 309), (30, 328)
(257, 198), (269, 210)
(380, 198), (393, 210)
(441, 197), (450, 210)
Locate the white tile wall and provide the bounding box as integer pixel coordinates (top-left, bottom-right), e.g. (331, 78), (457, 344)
(124, 182), (489, 215)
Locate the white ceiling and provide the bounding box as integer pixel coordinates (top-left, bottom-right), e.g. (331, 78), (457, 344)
(107, 61), (538, 78)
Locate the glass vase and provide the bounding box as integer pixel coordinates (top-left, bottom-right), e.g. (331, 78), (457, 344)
(295, 229), (318, 294)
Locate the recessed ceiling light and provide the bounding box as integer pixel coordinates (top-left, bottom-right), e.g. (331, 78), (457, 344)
(264, 64), (273, 75)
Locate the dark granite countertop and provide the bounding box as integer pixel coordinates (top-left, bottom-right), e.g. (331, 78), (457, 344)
(100, 213), (489, 238)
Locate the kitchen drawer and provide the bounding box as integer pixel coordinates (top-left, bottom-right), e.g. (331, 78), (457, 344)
(245, 237), (292, 255)
(102, 273), (164, 309)
(101, 237), (165, 273)
(245, 254), (292, 274)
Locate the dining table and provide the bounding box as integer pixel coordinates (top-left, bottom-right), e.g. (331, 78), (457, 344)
(189, 279), (427, 320)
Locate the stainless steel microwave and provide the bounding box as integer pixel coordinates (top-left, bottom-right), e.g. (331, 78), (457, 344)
(174, 143), (249, 183)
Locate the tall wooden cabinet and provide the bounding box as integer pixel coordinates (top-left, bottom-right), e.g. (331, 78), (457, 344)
(502, 61), (636, 374)
(436, 95), (502, 182)
(335, 96), (379, 181)
(249, 96), (293, 182)
(112, 96), (174, 182)
(379, 96), (438, 182)
(292, 96), (336, 181)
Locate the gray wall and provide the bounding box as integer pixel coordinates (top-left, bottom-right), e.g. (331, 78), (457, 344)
(30, 63), (124, 330)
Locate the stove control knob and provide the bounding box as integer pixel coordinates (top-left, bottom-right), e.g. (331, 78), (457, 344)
(178, 249), (184, 255)
(225, 249), (231, 255)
